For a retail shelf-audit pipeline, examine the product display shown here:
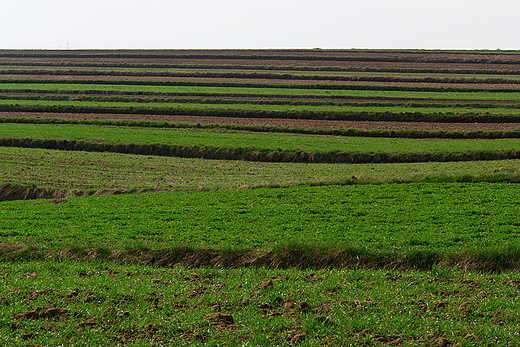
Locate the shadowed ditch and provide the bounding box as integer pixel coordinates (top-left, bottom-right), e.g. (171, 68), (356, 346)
(0, 184), (148, 202)
(1, 242), (520, 273)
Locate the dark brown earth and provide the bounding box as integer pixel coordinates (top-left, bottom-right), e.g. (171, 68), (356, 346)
(3, 58), (520, 71)
(3, 73), (520, 89)
(3, 112), (520, 131)
(1, 49), (520, 69)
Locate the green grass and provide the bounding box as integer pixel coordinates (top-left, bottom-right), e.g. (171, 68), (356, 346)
(1, 183), (519, 255)
(2, 123), (520, 157)
(3, 98), (520, 117)
(2, 147), (520, 191)
(2, 82), (520, 101)
(4, 93), (520, 112)
(3, 116), (520, 140)
(2, 261), (520, 346)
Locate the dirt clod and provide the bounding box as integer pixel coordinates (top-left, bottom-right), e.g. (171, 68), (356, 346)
(282, 301), (296, 309)
(41, 307), (68, 318)
(257, 302), (272, 309)
(371, 334), (402, 344)
(305, 273), (325, 281)
(288, 333), (307, 344)
(118, 311), (130, 318)
(433, 302), (449, 310)
(79, 318), (97, 327)
(205, 312), (234, 325)
(259, 280), (274, 289)
(298, 301), (310, 312)
(14, 311), (40, 320)
(26, 290), (46, 300)
(210, 304), (222, 311)
(436, 337), (452, 346)
(101, 306), (115, 317)
(192, 332), (207, 341)
(82, 295), (95, 302)
(458, 301), (475, 309)
(21, 332), (38, 340)
(66, 290), (79, 298)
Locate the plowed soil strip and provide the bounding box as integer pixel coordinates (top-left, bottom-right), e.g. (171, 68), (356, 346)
(3, 56), (520, 70)
(4, 69), (520, 85)
(3, 112), (520, 131)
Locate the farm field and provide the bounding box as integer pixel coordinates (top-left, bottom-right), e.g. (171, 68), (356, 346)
(3, 123), (520, 161)
(1, 49), (520, 346)
(2, 147), (520, 193)
(2, 183), (520, 263)
(2, 261), (520, 346)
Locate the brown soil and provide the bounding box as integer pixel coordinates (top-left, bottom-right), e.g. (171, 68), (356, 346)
(3, 57), (520, 71)
(3, 111), (520, 131)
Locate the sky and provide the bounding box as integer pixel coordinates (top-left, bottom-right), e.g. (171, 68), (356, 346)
(1, 0), (519, 50)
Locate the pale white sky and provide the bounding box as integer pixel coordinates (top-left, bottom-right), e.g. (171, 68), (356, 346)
(1, 0), (519, 50)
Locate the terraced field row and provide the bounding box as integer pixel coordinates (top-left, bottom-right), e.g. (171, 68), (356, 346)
(0, 49), (519, 128)
(0, 50), (518, 185)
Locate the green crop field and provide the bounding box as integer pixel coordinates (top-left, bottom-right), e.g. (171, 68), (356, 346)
(2, 261), (520, 346)
(1, 183), (520, 258)
(3, 82), (520, 100)
(1, 49), (520, 345)
(3, 98), (520, 116)
(2, 146), (520, 192)
(2, 123), (520, 156)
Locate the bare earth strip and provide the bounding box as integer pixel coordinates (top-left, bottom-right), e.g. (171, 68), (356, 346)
(3, 111), (520, 131)
(2, 55), (520, 70)
(2, 74), (520, 89)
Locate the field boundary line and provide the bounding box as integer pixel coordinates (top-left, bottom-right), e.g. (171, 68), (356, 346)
(1, 136), (520, 164)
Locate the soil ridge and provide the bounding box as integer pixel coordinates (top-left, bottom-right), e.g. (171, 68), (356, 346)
(0, 184), (144, 201)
